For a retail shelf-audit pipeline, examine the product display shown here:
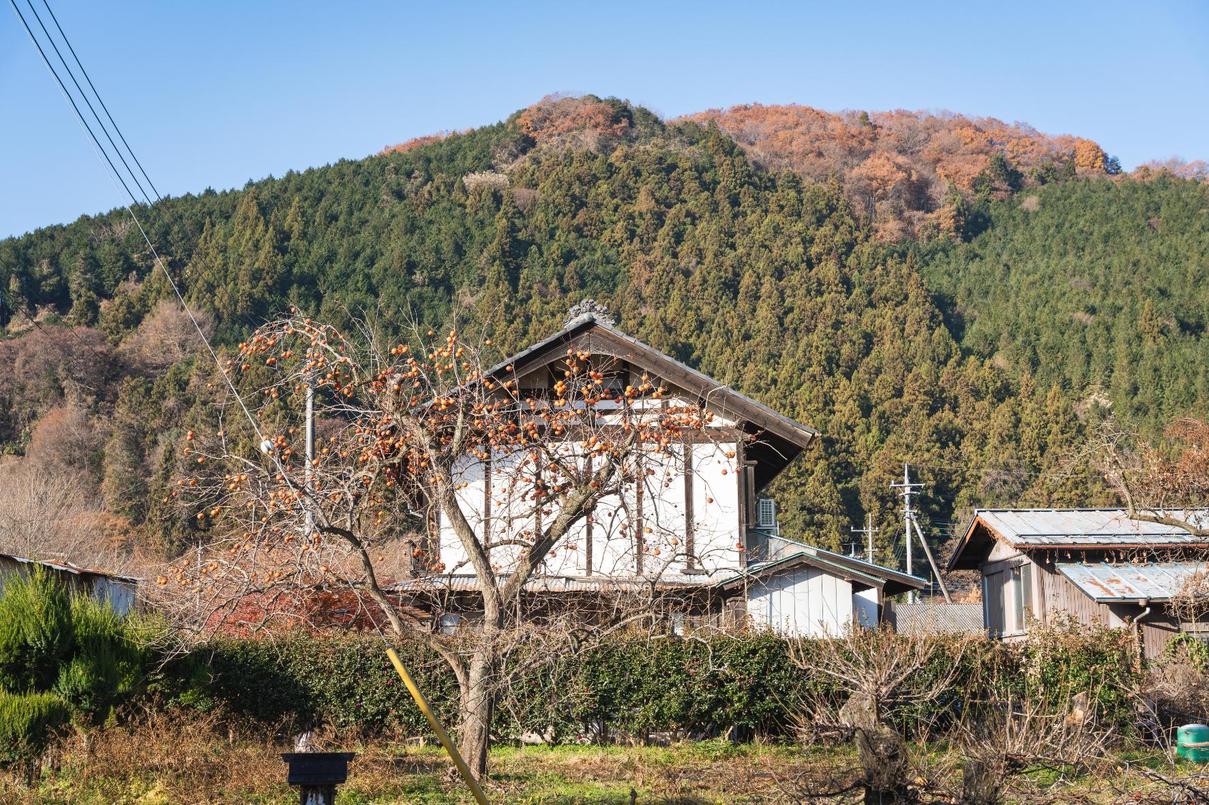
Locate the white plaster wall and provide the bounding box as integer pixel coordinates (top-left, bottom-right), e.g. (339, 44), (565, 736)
(438, 436), (742, 579)
(689, 441), (741, 575)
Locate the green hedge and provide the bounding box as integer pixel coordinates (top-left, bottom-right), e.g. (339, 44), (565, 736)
(169, 627), (1141, 743)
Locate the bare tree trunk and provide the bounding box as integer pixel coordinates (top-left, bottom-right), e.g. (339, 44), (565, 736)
(458, 643), (497, 780)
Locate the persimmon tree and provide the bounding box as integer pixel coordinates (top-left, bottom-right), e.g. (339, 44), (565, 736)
(171, 311), (714, 778)
(1096, 417), (1209, 537)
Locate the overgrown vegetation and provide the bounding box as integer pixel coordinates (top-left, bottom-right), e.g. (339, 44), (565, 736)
(0, 571), (154, 769)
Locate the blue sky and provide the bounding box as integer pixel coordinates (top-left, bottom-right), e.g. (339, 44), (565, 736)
(2, 0), (1207, 238)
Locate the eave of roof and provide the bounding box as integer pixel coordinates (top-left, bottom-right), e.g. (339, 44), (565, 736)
(714, 544), (927, 595)
(391, 573), (708, 594)
(488, 314), (818, 451)
(948, 509), (1209, 571)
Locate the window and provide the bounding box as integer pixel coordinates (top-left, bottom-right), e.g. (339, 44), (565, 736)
(1007, 563), (1033, 635)
(756, 498), (779, 533)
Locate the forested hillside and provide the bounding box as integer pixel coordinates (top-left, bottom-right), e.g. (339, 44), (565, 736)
(0, 95), (1202, 573)
(682, 103), (1120, 241)
(913, 177), (1209, 431)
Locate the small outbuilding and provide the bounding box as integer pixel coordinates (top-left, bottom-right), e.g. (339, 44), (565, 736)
(714, 534), (927, 637)
(948, 509), (1209, 657)
(0, 553), (139, 616)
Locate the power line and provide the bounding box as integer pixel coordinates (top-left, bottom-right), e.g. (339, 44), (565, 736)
(8, 0), (144, 211)
(8, 0), (268, 450)
(37, 0), (162, 201)
(22, 0), (153, 205)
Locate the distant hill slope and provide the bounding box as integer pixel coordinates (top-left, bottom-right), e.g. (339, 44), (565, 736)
(914, 175), (1209, 431)
(681, 103), (1119, 240)
(2, 94), (1202, 568)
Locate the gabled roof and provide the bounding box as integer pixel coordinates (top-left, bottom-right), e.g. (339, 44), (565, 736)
(490, 313), (818, 488)
(1056, 560), (1207, 604)
(948, 509), (1209, 570)
(713, 543), (927, 596)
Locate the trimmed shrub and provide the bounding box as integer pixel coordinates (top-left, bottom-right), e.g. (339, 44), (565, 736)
(0, 691), (70, 767)
(169, 635), (457, 736)
(171, 626), (1144, 743)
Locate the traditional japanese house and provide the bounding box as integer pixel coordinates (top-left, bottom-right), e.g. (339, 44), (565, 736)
(397, 310), (924, 636)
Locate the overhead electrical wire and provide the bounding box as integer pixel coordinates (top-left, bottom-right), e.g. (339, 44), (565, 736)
(24, 0), (153, 204)
(37, 0), (162, 201)
(8, 0), (269, 448)
(10, 15), (500, 792)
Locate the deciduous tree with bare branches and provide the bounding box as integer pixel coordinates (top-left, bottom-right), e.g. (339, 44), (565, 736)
(1095, 417), (1209, 536)
(168, 311), (717, 779)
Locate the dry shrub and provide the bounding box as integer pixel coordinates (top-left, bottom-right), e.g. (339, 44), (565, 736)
(46, 706), (288, 802)
(1141, 638), (1209, 730)
(3, 704), (461, 804)
(788, 628), (971, 801)
(957, 691), (1115, 804)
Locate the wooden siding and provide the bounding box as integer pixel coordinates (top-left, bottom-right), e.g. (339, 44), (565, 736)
(747, 564), (855, 637)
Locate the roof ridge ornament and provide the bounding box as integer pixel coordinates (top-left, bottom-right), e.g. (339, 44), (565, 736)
(565, 298), (615, 328)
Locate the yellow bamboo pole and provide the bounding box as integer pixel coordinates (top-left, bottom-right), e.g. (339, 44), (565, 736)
(385, 647), (489, 805)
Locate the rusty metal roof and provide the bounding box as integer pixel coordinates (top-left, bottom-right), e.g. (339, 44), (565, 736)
(949, 509), (1209, 569)
(0, 553), (139, 584)
(976, 509), (1209, 546)
(1056, 561), (1207, 603)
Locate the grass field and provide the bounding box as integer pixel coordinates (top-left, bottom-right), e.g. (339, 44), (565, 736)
(1, 710), (1205, 803)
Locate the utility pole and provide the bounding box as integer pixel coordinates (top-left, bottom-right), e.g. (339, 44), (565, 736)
(304, 372), (315, 539)
(890, 464), (952, 603)
(891, 464), (924, 602)
(851, 512), (877, 563)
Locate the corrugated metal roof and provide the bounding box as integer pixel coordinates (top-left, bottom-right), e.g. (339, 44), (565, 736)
(0, 553), (139, 584)
(975, 509), (1209, 547)
(1056, 561), (1207, 602)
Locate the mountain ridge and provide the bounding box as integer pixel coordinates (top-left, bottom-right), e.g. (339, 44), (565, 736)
(0, 94), (1204, 578)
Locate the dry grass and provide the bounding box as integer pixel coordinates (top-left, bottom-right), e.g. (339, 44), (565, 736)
(1, 708), (1206, 804)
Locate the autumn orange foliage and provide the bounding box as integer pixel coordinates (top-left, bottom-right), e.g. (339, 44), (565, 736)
(513, 94), (634, 149)
(379, 132), (451, 156)
(680, 104), (1108, 239)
